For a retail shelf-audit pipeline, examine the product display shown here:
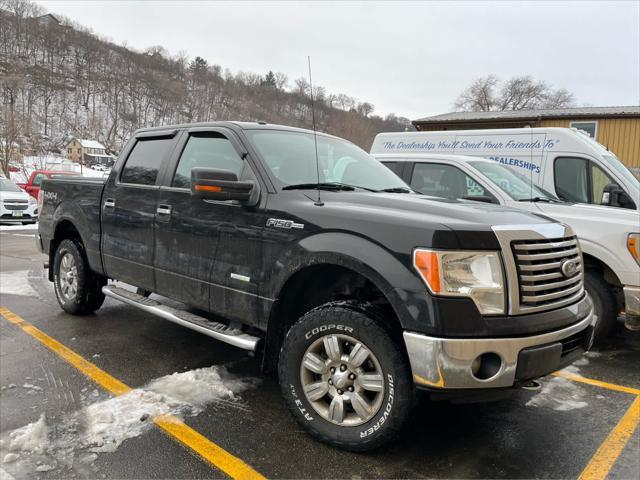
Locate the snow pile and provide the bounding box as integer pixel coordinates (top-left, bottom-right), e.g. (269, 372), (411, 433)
(6, 414), (48, 455)
(0, 366), (255, 478)
(526, 376), (588, 411)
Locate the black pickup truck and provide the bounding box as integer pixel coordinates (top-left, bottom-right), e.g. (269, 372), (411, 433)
(37, 122), (595, 451)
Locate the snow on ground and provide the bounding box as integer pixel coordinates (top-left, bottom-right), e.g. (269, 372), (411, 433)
(526, 375), (589, 411)
(0, 270), (43, 298)
(0, 224), (38, 231)
(0, 366), (257, 478)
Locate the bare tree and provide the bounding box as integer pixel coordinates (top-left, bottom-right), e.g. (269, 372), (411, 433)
(454, 75), (575, 111)
(454, 75), (500, 112)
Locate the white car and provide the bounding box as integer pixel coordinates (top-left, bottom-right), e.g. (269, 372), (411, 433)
(373, 153), (640, 339)
(0, 177), (39, 224)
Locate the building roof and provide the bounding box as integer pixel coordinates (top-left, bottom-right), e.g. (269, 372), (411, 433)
(413, 106), (640, 124)
(67, 138), (106, 150)
(36, 13), (61, 24)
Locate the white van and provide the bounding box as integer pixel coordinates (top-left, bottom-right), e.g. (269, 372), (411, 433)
(371, 127), (640, 211)
(370, 152), (640, 340)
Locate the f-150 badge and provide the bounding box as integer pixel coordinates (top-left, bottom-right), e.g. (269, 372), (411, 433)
(266, 218), (304, 229)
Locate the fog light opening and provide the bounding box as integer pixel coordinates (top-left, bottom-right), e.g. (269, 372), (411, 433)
(471, 352), (502, 380)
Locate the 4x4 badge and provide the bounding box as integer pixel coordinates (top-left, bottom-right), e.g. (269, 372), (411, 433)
(266, 218), (304, 229)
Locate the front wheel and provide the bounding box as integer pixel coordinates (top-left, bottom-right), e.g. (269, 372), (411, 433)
(278, 302), (414, 451)
(585, 270), (618, 344)
(53, 239), (106, 315)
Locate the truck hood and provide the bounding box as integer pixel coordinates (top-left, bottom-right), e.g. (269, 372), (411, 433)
(532, 202), (640, 231)
(325, 191), (552, 228)
(290, 191), (555, 251)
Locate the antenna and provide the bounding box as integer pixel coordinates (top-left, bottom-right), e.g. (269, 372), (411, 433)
(308, 56), (323, 206)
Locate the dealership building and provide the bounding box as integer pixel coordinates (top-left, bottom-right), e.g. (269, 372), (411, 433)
(412, 106), (640, 170)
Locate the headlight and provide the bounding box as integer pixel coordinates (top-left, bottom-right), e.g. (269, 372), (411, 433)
(28, 196), (37, 205)
(413, 249), (505, 314)
(628, 233), (640, 266)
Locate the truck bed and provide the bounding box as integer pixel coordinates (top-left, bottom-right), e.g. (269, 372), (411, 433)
(38, 177), (107, 275)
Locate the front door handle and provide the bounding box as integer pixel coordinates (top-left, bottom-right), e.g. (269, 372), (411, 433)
(104, 199), (115, 208)
(156, 205), (172, 215)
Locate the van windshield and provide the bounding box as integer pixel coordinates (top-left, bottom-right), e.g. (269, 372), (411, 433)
(246, 130), (409, 192)
(470, 161), (559, 202)
(602, 154), (640, 187)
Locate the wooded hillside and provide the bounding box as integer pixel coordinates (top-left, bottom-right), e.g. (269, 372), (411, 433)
(0, 0), (411, 171)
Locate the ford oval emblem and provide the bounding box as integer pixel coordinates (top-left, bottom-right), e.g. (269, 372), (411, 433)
(561, 259), (578, 278)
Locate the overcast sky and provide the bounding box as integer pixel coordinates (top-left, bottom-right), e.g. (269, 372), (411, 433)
(39, 0), (640, 120)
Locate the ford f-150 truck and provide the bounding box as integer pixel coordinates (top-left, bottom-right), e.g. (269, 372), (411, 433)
(37, 122), (595, 451)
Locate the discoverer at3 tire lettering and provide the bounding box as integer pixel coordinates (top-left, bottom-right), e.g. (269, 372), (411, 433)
(278, 302), (414, 452)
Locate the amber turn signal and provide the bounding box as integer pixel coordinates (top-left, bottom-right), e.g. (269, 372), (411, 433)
(194, 184), (222, 193)
(413, 250), (441, 293)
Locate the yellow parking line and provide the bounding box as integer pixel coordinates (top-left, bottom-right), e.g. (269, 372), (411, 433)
(0, 307), (266, 480)
(578, 396), (640, 480)
(553, 371), (640, 396)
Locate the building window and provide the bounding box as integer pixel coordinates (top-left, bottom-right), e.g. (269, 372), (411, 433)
(67, 148), (71, 154)
(570, 121), (598, 139)
(78, 148), (82, 153)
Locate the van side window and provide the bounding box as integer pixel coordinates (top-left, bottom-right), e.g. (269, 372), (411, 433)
(173, 134), (244, 189)
(382, 162), (404, 177)
(554, 157), (617, 204)
(410, 163), (494, 201)
(121, 138), (173, 186)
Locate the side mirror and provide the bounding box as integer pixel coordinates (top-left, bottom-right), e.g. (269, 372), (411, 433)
(191, 168), (255, 203)
(601, 183), (636, 209)
(461, 195), (496, 204)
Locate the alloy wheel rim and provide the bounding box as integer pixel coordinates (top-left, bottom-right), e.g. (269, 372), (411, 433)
(299, 333), (385, 427)
(59, 253), (78, 301)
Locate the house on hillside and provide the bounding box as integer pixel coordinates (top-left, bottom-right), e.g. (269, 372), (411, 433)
(412, 106), (640, 170)
(36, 13), (61, 25)
(65, 138), (115, 166)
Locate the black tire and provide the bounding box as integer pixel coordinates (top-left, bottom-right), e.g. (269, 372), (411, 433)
(585, 270), (618, 344)
(53, 239), (107, 315)
(278, 301), (414, 452)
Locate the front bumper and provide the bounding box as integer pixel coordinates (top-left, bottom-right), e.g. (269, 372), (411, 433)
(623, 285), (640, 318)
(403, 296), (595, 390)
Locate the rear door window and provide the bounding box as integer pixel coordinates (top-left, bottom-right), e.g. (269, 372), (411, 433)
(121, 137), (173, 186)
(410, 163), (494, 200)
(172, 133), (244, 189)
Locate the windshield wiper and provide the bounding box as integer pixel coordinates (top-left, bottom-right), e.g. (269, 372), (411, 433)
(282, 182), (379, 192)
(379, 187), (414, 193)
(518, 196), (559, 203)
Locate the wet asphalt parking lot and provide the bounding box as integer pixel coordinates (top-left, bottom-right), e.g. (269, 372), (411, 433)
(0, 226), (639, 479)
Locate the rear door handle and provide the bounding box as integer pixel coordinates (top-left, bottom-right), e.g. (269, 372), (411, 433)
(104, 199), (115, 208)
(156, 205), (172, 215)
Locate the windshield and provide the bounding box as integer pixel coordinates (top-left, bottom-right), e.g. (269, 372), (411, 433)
(470, 161), (558, 201)
(602, 154), (640, 188)
(246, 130), (409, 191)
(0, 178), (22, 193)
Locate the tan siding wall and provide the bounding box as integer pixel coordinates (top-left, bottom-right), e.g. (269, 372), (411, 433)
(536, 118), (640, 168)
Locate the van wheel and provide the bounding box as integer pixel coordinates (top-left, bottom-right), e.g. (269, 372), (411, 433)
(585, 271), (618, 344)
(53, 239), (106, 315)
(278, 301), (414, 451)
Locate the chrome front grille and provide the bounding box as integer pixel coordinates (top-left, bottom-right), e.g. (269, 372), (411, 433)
(512, 236), (583, 311)
(492, 223), (585, 315)
(2, 203), (28, 211)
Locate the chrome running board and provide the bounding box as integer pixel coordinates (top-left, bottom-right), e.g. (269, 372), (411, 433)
(102, 285), (260, 351)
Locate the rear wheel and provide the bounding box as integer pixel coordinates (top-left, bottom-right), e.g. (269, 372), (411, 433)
(585, 270), (618, 344)
(278, 301), (414, 451)
(53, 239), (106, 315)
